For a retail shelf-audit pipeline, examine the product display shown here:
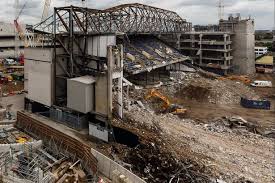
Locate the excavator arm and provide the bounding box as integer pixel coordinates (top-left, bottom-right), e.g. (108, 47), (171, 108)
(145, 89), (171, 110)
(145, 89), (187, 115)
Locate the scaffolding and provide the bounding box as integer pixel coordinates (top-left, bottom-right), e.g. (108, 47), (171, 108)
(0, 122), (93, 183)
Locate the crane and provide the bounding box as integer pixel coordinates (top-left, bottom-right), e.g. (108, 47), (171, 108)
(14, 0), (27, 58)
(41, 0), (52, 22)
(66, 0), (87, 7)
(218, 0), (224, 20)
(35, 0), (52, 45)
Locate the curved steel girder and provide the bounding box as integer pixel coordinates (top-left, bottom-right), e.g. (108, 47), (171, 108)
(34, 3), (192, 35)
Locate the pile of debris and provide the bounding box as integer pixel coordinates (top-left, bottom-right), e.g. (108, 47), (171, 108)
(112, 116), (214, 183)
(120, 98), (274, 183)
(165, 72), (260, 105)
(125, 142), (212, 183)
(204, 116), (275, 138)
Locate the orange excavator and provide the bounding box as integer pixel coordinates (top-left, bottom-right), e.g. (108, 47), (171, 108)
(145, 89), (187, 115)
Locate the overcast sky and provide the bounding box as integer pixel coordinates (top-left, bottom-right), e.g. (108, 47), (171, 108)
(0, 0), (273, 30)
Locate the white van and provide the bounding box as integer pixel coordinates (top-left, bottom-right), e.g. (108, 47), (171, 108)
(250, 80), (272, 88)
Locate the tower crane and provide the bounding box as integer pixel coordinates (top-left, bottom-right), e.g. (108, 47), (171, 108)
(35, 0), (52, 45)
(14, 0), (27, 58)
(218, 0), (224, 20)
(41, 0), (52, 22)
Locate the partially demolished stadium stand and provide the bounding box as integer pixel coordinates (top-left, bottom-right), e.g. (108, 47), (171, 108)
(122, 36), (190, 75)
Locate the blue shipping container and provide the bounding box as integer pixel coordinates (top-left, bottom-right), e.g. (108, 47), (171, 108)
(241, 97), (271, 110)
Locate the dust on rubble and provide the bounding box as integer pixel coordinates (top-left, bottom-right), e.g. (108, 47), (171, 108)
(119, 108), (274, 183)
(112, 116), (213, 183)
(113, 72), (274, 183)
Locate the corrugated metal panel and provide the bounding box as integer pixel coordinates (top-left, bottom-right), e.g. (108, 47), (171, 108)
(88, 35), (116, 57)
(25, 48), (53, 106)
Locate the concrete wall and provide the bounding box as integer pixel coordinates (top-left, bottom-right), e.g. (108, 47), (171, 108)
(89, 123), (109, 142)
(91, 148), (146, 183)
(0, 140), (42, 153)
(95, 75), (108, 121)
(0, 39), (24, 48)
(0, 22), (16, 37)
(24, 48), (53, 106)
(232, 20), (255, 74)
(0, 22), (25, 58)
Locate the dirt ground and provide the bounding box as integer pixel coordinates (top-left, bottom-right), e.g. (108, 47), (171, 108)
(177, 73), (275, 129)
(153, 73), (275, 130)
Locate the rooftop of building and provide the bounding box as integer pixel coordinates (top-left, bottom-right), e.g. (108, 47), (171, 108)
(256, 55), (273, 65)
(184, 31), (233, 35)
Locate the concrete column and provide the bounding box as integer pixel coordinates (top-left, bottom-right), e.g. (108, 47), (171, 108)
(117, 45), (123, 119)
(224, 34), (227, 67)
(107, 46), (113, 126)
(176, 33), (181, 50)
(199, 34), (203, 65)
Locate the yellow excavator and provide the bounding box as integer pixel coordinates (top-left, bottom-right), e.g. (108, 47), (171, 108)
(145, 89), (187, 115)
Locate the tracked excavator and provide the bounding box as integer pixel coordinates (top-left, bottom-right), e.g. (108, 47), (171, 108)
(145, 89), (187, 115)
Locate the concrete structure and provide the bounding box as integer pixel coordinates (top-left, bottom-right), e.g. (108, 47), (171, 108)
(91, 148), (146, 183)
(0, 22), (24, 58)
(24, 4), (192, 139)
(164, 14), (255, 75)
(219, 14), (255, 74)
(180, 32), (233, 75)
(255, 47), (268, 57)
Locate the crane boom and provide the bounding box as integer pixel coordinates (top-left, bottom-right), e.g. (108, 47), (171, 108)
(41, 0), (52, 22)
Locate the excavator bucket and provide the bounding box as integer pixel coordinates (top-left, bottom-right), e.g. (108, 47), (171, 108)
(145, 89), (187, 115)
(171, 108), (188, 115)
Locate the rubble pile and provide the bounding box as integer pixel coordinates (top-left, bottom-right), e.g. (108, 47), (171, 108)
(166, 73), (260, 105)
(204, 116), (275, 138)
(118, 92), (274, 182)
(119, 71), (274, 183)
(125, 142), (211, 183)
(112, 112), (213, 183)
